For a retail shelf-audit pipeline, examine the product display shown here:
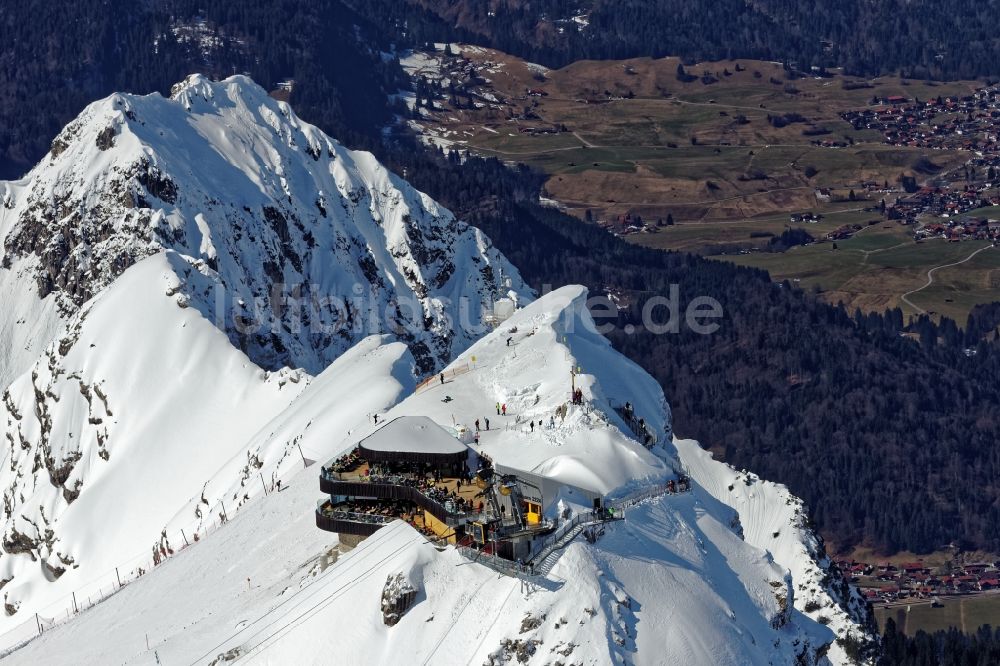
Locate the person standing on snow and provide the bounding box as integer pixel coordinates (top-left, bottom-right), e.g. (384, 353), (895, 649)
(502, 404), (507, 416)
(440, 373), (445, 385)
(485, 417), (490, 431)
(475, 419), (480, 432)
(496, 402), (501, 415)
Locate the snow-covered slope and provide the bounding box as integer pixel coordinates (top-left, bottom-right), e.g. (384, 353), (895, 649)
(0, 74), (528, 386)
(0, 257), (417, 632)
(378, 285), (671, 499)
(0, 73), (530, 633)
(2, 287), (868, 665)
(0, 252), (306, 622)
(676, 438), (873, 665)
(162, 333), (417, 537)
(2, 481), (833, 666)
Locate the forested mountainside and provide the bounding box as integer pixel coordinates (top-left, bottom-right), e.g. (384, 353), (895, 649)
(4, 0), (1000, 178)
(6, 0), (1000, 178)
(0, 0), (403, 180)
(3, 0), (1000, 557)
(879, 620), (1000, 665)
(348, 0), (1000, 78)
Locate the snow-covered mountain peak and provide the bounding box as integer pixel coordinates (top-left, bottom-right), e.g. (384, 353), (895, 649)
(376, 284), (673, 496)
(0, 73), (531, 635)
(0, 74), (528, 383)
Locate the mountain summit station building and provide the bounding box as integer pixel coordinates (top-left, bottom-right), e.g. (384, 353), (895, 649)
(317, 416), (560, 559)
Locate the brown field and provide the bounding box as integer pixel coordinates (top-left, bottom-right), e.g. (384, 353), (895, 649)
(422, 46), (974, 223)
(409, 45), (998, 321)
(875, 594), (1000, 636)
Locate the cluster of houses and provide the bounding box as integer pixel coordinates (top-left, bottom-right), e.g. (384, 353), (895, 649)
(809, 138), (850, 148)
(827, 224), (863, 241)
(916, 216), (1000, 241)
(789, 212), (824, 223)
(517, 125), (565, 136)
(886, 186), (1000, 227)
(597, 213), (660, 236)
(839, 86), (1000, 154)
(834, 559), (1000, 604)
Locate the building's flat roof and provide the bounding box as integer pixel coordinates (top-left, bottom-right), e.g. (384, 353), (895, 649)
(358, 416), (469, 464)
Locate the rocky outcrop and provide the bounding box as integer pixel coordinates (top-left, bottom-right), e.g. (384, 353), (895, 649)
(0, 74), (529, 377)
(381, 572), (418, 626)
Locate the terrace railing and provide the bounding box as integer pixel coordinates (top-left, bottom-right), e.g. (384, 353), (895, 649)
(608, 400), (658, 448)
(456, 545), (533, 578)
(316, 501), (396, 525)
(315, 500), (397, 536)
(320, 477), (471, 525)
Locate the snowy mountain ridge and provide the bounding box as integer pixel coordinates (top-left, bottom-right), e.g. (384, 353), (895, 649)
(0, 74), (526, 631)
(0, 75), (871, 664)
(0, 74), (527, 385)
(3, 286), (870, 665)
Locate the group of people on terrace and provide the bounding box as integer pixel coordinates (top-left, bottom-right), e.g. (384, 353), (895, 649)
(331, 456), (490, 518)
(321, 499), (399, 525)
(326, 448), (362, 475)
(322, 499), (448, 540)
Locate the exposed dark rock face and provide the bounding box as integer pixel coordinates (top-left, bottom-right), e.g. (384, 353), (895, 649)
(95, 126), (116, 151)
(2, 528), (37, 560)
(381, 573), (418, 626)
(4, 106), (516, 376)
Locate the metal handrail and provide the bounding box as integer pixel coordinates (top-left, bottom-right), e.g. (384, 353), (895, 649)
(456, 545), (532, 577)
(315, 502), (396, 525)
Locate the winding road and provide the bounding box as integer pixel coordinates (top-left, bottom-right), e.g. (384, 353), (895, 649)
(899, 244), (996, 314)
